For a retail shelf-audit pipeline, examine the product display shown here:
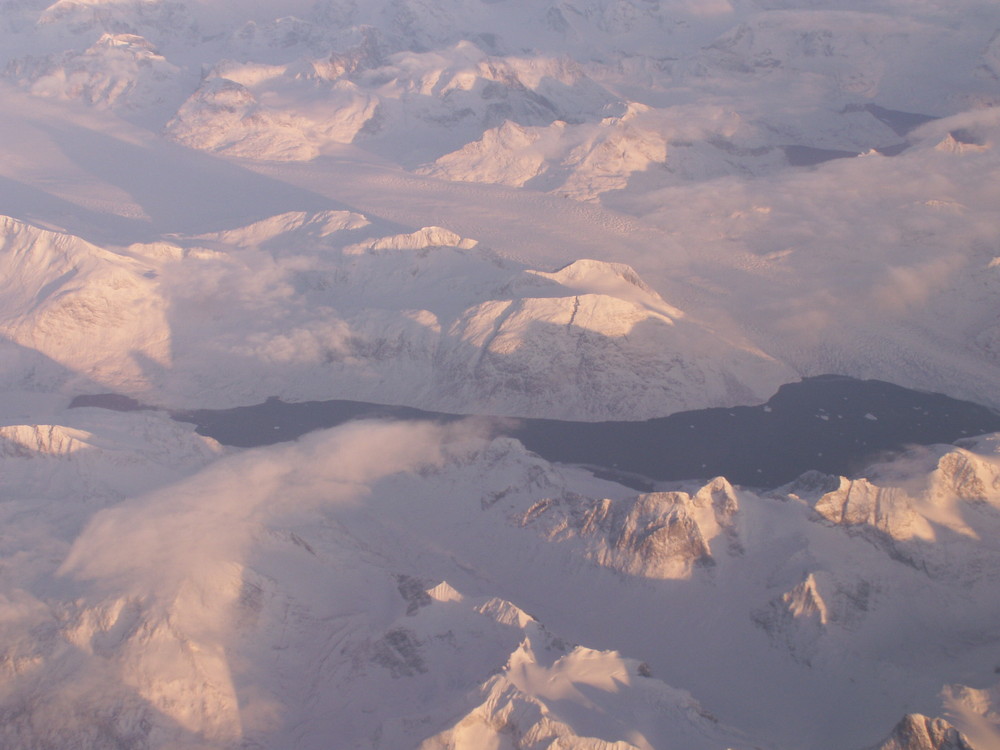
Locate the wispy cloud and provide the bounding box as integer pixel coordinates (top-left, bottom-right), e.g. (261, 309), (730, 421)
(59, 420), (469, 600)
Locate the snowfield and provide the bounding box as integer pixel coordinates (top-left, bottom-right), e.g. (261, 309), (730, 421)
(1, 0), (1000, 748)
(2, 409), (1000, 749)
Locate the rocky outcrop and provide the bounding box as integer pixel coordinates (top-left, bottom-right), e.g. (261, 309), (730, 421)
(519, 478), (740, 579)
(870, 714), (976, 750)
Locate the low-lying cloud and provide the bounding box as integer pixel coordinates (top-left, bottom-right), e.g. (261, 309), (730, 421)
(59, 419), (475, 600)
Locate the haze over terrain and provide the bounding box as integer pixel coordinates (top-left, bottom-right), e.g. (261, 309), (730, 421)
(1, 1), (999, 748)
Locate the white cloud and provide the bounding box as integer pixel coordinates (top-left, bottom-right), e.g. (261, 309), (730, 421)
(0, 418), (487, 747)
(58, 420), (467, 600)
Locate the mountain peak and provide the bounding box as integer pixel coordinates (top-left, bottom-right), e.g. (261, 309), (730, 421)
(872, 714), (977, 750)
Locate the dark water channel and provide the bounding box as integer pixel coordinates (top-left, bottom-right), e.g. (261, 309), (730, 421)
(71, 375), (1000, 489)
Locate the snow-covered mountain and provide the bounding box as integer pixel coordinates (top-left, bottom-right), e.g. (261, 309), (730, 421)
(2, 406), (1000, 749)
(871, 715), (976, 750)
(0, 211), (792, 417)
(3, 0), (1000, 407)
(1, 1), (1000, 748)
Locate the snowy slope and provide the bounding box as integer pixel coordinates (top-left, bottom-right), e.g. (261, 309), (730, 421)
(1, 0), (999, 407)
(2, 408), (1000, 749)
(0, 215), (170, 392)
(1, 1), (1000, 749)
(870, 715), (976, 750)
(6, 31), (187, 115)
(0, 212), (792, 417)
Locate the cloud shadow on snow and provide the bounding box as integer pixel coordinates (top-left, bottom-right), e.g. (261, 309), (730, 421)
(0, 334), (112, 397)
(0, 174), (153, 246)
(36, 122), (354, 239)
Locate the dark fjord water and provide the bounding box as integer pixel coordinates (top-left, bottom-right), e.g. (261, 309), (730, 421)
(71, 375), (1000, 489)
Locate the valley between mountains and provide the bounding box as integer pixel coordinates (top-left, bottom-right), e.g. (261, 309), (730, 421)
(1, 1), (1000, 748)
